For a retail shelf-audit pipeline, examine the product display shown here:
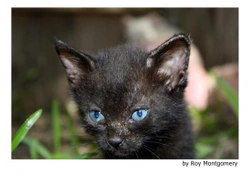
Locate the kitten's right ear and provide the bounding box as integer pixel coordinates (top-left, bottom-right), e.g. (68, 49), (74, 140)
(53, 37), (95, 87)
(146, 34), (190, 92)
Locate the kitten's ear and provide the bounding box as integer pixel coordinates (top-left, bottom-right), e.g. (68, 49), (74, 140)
(53, 38), (95, 87)
(146, 34), (190, 92)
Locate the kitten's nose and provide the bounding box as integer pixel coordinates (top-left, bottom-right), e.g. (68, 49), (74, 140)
(108, 137), (123, 148)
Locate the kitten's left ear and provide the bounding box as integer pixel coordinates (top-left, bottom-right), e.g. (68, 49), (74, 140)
(146, 34), (191, 92)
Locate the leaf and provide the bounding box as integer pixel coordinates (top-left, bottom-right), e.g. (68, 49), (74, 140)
(12, 109), (43, 151)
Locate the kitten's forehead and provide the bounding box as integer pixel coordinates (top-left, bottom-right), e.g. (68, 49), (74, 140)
(91, 71), (145, 111)
(94, 44), (147, 85)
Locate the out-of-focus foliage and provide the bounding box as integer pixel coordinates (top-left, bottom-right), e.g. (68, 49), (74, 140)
(191, 72), (238, 159)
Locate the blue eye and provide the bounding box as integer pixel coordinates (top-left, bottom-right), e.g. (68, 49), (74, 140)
(89, 110), (105, 123)
(131, 109), (148, 121)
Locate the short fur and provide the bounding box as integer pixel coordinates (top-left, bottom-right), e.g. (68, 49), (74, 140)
(54, 34), (194, 159)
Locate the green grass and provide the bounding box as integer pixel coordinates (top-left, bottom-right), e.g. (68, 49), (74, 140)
(12, 100), (97, 159)
(210, 71), (238, 118)
(52, 99), (61, 157)
(12, 109), (43, 151)
(65, 105), (79, 154)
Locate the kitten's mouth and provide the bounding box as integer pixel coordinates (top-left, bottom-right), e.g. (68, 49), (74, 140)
(106, 138), (144, 158)
(107, 142), (142, 158)
(112, 149), (135, 157)
(106, 144), (136, 157)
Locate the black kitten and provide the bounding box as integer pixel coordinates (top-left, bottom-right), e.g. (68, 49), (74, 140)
(54, 34), (194, 159)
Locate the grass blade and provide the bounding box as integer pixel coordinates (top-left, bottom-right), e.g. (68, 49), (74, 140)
(52, 99), (61, 154)
(65, 106), (79, 154)
(23, 137), (52, 159)
(210, 71), (238, 118)
(74, 152), (97, 159)
(30, 138), (38, 159)
(12, 109), (43, 151)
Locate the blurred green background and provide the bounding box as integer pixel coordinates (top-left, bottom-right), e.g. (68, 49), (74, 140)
(12, 8), (238, 159)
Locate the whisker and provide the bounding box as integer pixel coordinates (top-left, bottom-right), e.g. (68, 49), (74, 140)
(146, 139), (180, 154)
(145, 140), (168, 147)
(141, 145), (160, 159)
(134, 149), (140, 159)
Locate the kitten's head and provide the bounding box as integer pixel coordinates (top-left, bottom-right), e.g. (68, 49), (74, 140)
(54, 34), (190, 158)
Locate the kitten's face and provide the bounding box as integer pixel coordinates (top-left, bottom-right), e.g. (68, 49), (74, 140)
(77, 58), (166, 157)
(54, 34), (190, 158)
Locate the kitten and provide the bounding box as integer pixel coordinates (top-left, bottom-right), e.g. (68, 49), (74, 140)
(54, 33), (194, 159)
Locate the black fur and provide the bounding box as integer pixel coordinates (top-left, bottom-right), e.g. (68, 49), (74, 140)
(54, 34), (194, 159)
